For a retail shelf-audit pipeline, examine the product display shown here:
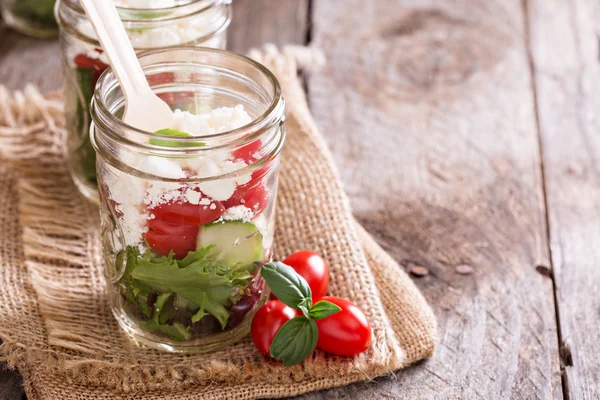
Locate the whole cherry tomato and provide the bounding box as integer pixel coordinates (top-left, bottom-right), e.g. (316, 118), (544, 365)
(271, 251), (329, 300)
(251, 300), (299, 355)
(315, 296), (371, 356)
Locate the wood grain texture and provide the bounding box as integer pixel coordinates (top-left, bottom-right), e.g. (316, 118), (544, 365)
(226, 0), (309, 54)
(307, 0), (563, 398)
(0, 365), (23, 400)
(527, 0), (600, 398)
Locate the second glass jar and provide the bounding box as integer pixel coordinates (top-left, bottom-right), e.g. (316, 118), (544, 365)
(91, 47), (286, 352)
(1, 0), (58, 38)
(56, 0), (232, 201)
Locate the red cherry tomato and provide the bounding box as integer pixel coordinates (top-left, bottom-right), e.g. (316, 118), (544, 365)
(224, 184), (269, 215)
(315, 296), (371, 356)
(74, 53), (109, 89)
(74, 53), (109, 73)
(145, 199), (224, 258)
(148, 218), (199, 236)
(146, 72), (175, 86)
(150, 201), (225, 226)
(251, 300), (299, 355)
(145, 229), (198, 259)
(232, 139), (262, 163)
(271, 251), (329, 300)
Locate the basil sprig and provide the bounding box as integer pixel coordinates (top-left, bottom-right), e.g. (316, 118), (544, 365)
(260, 262), (341, 366)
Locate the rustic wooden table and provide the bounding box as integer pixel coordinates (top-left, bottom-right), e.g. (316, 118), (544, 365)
(1, 0), (598, 399)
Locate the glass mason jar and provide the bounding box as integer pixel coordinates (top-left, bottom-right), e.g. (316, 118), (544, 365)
(90, 47), (286, 353)
(1, 0), (58, 37)
(55, 0), (232, 202)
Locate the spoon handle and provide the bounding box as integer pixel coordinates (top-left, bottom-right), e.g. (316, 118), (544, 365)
(79, 0), (151, 100)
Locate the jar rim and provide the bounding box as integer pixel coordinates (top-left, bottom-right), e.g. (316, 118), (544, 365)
(91, 46), (285, 155)
(58, 0), (229, 22)
(55, 0), (232, 47)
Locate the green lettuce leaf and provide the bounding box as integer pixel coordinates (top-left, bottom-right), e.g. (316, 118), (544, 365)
(123, 246), (255, 330)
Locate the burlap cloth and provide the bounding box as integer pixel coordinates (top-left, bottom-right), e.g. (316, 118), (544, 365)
(0, 46), (436, 399)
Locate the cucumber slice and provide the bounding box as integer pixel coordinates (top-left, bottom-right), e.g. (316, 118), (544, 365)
(197, 221), (264, 268)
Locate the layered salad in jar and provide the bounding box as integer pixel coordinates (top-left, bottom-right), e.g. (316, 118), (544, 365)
(57, 0), (230, 197)
(99, 104), (278, 344)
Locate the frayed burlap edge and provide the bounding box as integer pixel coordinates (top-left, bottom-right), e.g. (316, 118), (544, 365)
(0, 46), (436, 400)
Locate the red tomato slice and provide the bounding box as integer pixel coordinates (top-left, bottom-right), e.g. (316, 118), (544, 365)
(224, 184), (269, 215)
(148, 218), (199, 236)
(232, 139), (262, 163)
(74, 53), (109, 90)
(145, 229), (198, 259)
(149, 201), (225, 226)
(146, 72), (175, 86)
(74, 53), (109, 72)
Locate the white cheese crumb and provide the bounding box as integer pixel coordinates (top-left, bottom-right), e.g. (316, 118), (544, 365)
(218, 206), (254, 223)
(138, 156), (186, 179)
(171, 105), (252, 137)
(184, 189), (202, 205)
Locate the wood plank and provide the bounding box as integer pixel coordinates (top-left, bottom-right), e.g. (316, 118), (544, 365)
(308, 0), (563, 398)
(0, 365), (23, 400)
(226, 0), (309, 54)
(527, 0), (600, 398)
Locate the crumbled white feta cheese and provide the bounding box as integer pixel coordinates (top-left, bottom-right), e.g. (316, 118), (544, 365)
(104, 166), (149, 247)
(105, 104), (256, 249)
(218, 205), (254, 223)
(138, 156), (187, 179)
(184, 189), (202, 205)
(171, 105), (252, 136)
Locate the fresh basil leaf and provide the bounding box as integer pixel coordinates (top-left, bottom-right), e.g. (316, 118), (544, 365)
(150, 128), (205, 148)
(308, 300), (342, 320)
(261, 262), (313, 313)
(270, 316), (318, 366)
